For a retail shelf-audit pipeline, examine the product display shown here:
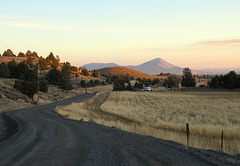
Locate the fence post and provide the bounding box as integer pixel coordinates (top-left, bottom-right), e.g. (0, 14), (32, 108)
(221, 131), (224, 151)
(186, 123), (190, 146)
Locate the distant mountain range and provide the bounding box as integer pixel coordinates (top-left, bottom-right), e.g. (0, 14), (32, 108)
(82, 58), (184, 74)
(82, 58), (240, 75)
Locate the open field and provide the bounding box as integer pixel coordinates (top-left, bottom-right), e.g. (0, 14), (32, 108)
(56, 91), (240, 154)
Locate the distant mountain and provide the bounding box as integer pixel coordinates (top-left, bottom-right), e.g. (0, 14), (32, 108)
(82, 58), (184, 74)
(82, 58), (238, 75)
(127, 58), (183, 74)
(97, 67), (167, 80)
(81, 63), (119, 71)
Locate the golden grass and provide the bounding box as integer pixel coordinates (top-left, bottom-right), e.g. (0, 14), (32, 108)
(97, 66), (167, 80)
(56, 91), (240, 154)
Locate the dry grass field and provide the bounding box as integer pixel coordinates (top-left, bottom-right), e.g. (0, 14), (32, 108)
(56, 91), (240, 154)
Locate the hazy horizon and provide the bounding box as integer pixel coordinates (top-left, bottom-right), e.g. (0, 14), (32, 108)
(0, 0), (240, 70)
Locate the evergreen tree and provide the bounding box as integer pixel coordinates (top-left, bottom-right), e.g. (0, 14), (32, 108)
(125, 81), (133, 91)
(80, 80), (86, 87)
(7, 60), (18, 78)
(71, 66), (78, 73)
(94, 80), (100, 86)
(32, 51), (39, 58)
(152, 78), (160, 85)
(39, 78), (48, 92)
(222, 71), (239, 89)
(0, 63), (9, 78)
(92, 70), (99, 77)
(17, 52), (26, 57)
(26, 50), (32, 57)
(210, 76), (221, 89)
(124, 74), (132, 82)
(106, 78), (112, 84)
(166, 75), (180, 89)
(134, 82), (139, 90)
(17, 62), (30, 79)
(39, 57), (48, 70)
(45, 67), (62, 85)
(60, 63), (73, 90)
(88, 80), (94, 87)
(2, 49), (16, 57)
(101, 81), (106, 85)
(113, 79), (125, 91)
(82, 67), (89, 76)
(27, 57), (34, 68)
(46, 52), (59, 68)
(181, 68), (196, 87)
(22, 70), (39, 99)
(14, 69), (39, 99)
(163, 79), (168, 88)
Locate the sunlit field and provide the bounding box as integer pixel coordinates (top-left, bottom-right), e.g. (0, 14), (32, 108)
(56, 91), (240, 154)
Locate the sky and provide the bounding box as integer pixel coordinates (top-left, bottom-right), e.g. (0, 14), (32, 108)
(0, 0), (240, 70)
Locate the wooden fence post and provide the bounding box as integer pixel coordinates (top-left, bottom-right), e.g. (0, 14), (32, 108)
(221, 131), (224, 151)
(186, 123), (190, 146)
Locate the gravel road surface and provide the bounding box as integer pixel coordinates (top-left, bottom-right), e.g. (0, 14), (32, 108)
(0, 93), (239, 166)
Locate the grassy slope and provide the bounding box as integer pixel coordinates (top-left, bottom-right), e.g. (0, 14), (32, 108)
(97, 67), (167, 80)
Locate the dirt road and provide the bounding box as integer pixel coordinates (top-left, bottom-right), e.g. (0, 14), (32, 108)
(0, 93), (239, 166)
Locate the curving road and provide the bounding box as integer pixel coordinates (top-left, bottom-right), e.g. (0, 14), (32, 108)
(0, 93), (239, 166)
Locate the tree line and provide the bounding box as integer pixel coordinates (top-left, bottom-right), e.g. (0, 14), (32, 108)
(0, 49), (61, 70)
(111, 75), (161, 91)
(111, 68), (197, 91)
(0, 60), (73, 100)
(0, 60), (47, 99)
(210, 71), (240, 89)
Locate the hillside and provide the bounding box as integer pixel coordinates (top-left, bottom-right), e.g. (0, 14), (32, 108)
(97, 66), (167, 80)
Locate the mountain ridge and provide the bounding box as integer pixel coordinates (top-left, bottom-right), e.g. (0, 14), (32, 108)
(82, 58), (240, 75)
(82, 58), (184, 74)
(126, 58), (183, 74)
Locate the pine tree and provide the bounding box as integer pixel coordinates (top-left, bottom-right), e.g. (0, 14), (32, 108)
(60, 63), (73, 90)
(0, 63), (9, 78)
(80, 80), (86, 87)
(222, 71), (239, 89)
(125, 81), (133, 91)
(134, 82), (139, 90)
(210, 76), (221, 89)
(7, 60), (18, 78)
(181, 68), (196, 87)
(113, 79), (125, 91)
(39, 78), (48, 92)
(27, 57), (34, 68)
(92, 70), (99, 77)
(14, 69), (39, 99)
(45, 67), (62, 85)
(82, 68), (89, 76)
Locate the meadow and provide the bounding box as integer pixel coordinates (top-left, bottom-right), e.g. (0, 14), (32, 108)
(56, 91), (240, 154)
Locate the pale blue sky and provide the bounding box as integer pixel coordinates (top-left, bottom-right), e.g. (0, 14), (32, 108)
(0, 0), (240, 69)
